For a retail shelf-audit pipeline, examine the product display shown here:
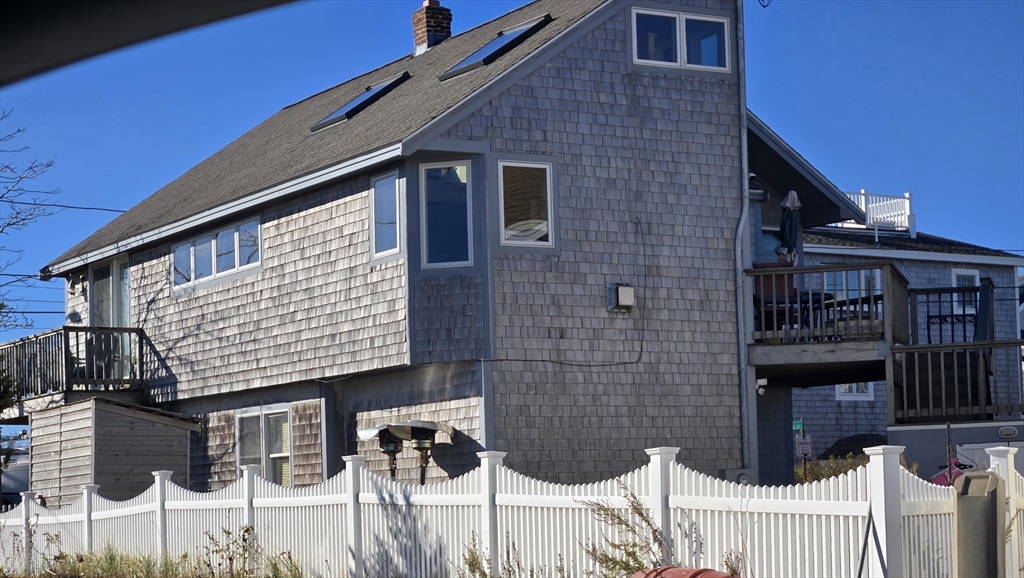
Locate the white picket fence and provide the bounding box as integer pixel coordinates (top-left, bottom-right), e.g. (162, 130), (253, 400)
(0, 445), (976, 578)
(988, 447), (1024, 578)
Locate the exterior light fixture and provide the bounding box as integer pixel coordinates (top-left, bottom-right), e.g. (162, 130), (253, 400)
(357, 420), (455, 484)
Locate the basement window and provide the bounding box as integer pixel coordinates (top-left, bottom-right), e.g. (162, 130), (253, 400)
(312, 72), (410, 131)
(836, 382), (874, 401)
(440, 15), (552, 81)
(238, 410), (292, 486)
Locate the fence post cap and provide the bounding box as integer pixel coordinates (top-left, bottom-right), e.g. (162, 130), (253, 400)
(19, 491), (35, 499)
(863, 445), (905, 456)
(240, 464), (262, 475)
(645, 447), (680, 458)
(81, 484), (99, 493)
(476, 451), (507, 460)
(152, 470), (173, 480)
(985, 446), (1018, 457)
(342, 454), (367, 465)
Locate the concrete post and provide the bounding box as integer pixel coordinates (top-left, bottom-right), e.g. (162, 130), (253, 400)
(20, 490), (34, 576)
(864, 445), (904, 578)
(343, 455), (366, 578)
(82, 485), (99, 553)
(477, 451), (506, 574)
(986, 446), (1018, 578)
(646, 446), (679, 565)
(152, 470), (172, 561)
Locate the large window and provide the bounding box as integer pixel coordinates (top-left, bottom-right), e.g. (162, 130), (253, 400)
(421, 161), (472, 267)
(824, 268), (881, 302)
(238, 410), (292, 486)
(951, 268), (980, 314)
(499, 161), (553, 247)
(371, 172), (401, 258)
(632, 8), (729, 72)
(173, 218), (260, 287)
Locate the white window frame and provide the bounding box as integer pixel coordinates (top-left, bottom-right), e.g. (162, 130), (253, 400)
(172, 217), (261, 288)
(89, 257), (130, 328)
(951, 268), (980, 314)
(631, 8), (731, 73)
(420, 160), (473, 269)
(835, 382), (874, 401)
(236, 409), (293, 486)
(498, 160), (554, 248)
(370, 171), (402, 259)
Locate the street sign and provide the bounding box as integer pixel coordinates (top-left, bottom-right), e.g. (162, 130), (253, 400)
(795, 434), (813, 458)
(792, 419), (803, 431)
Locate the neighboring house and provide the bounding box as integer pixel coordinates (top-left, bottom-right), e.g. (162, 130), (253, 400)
(791, 200), (1024, 476)
(1, 0), (1020, 503)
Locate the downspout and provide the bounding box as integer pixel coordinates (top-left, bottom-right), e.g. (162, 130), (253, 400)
(733, 0), (752, 470)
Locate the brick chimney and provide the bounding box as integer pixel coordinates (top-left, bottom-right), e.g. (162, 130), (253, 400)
(413, 0), (452, 55)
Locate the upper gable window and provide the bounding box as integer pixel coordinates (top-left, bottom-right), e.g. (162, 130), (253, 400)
(632, 8), (730, 72)
(440, 15), (552, 81)
(173, 218), (261, 287)
(951, 268), (980, 314)
(312, 72), (410, 131)
(421, 161), (472, 267)
(371, 172), (401, 259)
(499, 161), (553, 247)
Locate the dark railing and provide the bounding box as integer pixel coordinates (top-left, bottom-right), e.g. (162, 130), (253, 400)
(891, 339), (1024, 423)
(0, 326), (145, 398)
(747, 262), (909, 345)
(908, 279), (995, 345)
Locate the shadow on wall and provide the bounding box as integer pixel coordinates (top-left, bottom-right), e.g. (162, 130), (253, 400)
(432, 429), (484, 479)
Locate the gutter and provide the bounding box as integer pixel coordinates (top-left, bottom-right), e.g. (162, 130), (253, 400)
(734, 0), (751, 471)
(42, 143), (405, 278)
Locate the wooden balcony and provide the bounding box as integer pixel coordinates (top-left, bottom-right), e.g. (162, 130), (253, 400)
(0, 327), (146, 410)
(747, 262), (908, 388)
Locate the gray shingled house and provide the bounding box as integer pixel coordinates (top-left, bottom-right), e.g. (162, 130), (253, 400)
(3, 0), (1022, 502)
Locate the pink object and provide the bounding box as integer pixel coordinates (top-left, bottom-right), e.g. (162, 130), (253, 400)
(930, 457), (965, 486)
(631, 568), (736, 578)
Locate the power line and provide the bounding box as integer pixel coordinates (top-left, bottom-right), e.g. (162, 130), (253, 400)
(3, 200), (125, 213)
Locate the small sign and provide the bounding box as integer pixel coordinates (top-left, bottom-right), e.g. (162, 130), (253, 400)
(795, 434), (813, 458)
(792, 419), (803, 431)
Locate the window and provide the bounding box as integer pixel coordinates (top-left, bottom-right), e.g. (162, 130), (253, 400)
(440, 15), (552, 81)
(951, 269), (980, 313)
(421, 161), (472, 267)
(632, 8), (730, 72)
(824, 268), (881, 302)
(312, 72), (410, 131)
(172, 218), (261, 287)
(238, 411), (292, 486)
(371, 172), (401, 258)
(836, 382), (874, 401)
(91, 259), (130, 327)
(499, 161), (553, 247)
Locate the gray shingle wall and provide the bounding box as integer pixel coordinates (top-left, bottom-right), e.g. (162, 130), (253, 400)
(129, 176), (408, 402)
(757, 385), (794, 485)
(189, 410), (236, 491)
(413, 274), (485, 364)
(440, 0), (743, 482)
(794, 251), (1021, 456)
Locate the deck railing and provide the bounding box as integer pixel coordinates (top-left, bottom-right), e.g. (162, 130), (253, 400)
(748, 261), (909, 345)
(834, 190), (914, 231)
(0, 326), (145, 398)
(909, 279), (994, 345)
(891, 339), (1024, 423)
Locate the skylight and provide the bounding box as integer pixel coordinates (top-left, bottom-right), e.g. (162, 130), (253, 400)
(312, 72), (411, 131)
(440, 14), (552, 81)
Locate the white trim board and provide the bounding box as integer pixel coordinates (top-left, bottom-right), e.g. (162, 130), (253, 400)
(804, 244), (1024, 268)
(888, 420), (1024, 432)
(45, 144), (404, 277)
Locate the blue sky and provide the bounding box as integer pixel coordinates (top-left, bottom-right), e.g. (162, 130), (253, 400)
(0, 0), (1021, 342)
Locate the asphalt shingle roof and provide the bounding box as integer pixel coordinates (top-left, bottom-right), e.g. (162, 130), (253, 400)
(804, 229), (1020, 259)
(48, 0), (605, 270)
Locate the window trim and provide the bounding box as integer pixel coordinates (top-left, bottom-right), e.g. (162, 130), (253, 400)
(951, 268), (980, 314)
(835, 382), (874, 401)
(497, 160), (554, 248)
(370, 171), (402, 259)
(420, 160), (473, 269)
(172, 217), (262, 289)
(236, 409), (293, 486)
(630, 7), (731, 73)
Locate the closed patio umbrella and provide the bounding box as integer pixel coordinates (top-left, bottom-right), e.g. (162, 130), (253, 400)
(776, 190), (801, 263)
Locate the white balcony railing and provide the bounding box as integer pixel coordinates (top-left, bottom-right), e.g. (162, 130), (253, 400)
(834, 189), (916, 234)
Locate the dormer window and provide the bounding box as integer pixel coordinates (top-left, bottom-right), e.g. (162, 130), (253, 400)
(440, 14), (552, 81)
(312, 72), (410, 131)
(632, 8), (730, 72)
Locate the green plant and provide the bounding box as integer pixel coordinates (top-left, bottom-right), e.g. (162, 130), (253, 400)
(578, 482), (675, 578)
(456, 533), (565, 578)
